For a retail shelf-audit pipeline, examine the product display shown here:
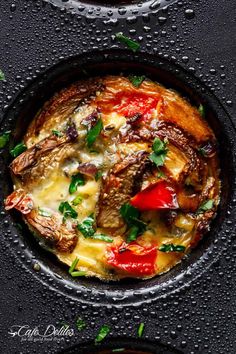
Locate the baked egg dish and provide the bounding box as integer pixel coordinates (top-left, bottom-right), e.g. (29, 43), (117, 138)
(5, 75), (220, 280)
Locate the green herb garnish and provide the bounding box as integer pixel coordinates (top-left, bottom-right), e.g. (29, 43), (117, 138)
(128, 75), (145, 88)
(115, 33), (140, 52)
(95, 324), (110, 344)
(76, 317), (86, 331)
(69, 257), (79, 274)
(138, 323), (145, 338)
(149, 137), (168, 167)
(59, 201), (78, 219)
(72, 194), (83, 206)
(86, 118), (103, 148)
(92, 234), (113, 243)
(70, 271), (86, 277)
(95, 170), (103, 181)
(0, 69), (5, 81)
(10, 142), (27, 158)
(77, 214), (96, 237)
(120, 203), (146, 243)
(52, 129), (63, 137)
(69, 173), (85, 194)
(197, 199), (214, 214)
(38, 208), (52, 217)
(198, 104), (205, 118)
(159, 243), (186, 252)
(0, 131), (11, 148)
(157, 169), (166, 179)
(198, 147), (207, 157)
(112, 349), (125, 353)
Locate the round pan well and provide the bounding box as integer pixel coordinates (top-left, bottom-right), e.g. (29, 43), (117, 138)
(1, 50), (236, 306)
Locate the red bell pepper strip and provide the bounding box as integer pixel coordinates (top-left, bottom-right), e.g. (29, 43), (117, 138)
(130, 181), (178, 211)
(107, 242), (157, 276)
(114, 92), (160, 121)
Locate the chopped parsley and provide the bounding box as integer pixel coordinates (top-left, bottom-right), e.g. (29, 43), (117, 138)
(76, 317), (86, 331)
(159, 243), (186, 252)
(157, 169), (166, 179)
(0, 131), (11, 148)
(70, 271), (86, 277)
(86, 118), (103, 148)
(149, 137), (168, 167)
(197, 199), (214, 214)
(58, 201), (78, 219)
(92, 234), (113, 243)
(69, 257), (79, 274)
(198, 147), (207, 157)
(72, 194), (83, 206)
(38, 208), (52, 217)
(52, 129), (63, 137)
(77, 214), (95, 237)
(198, 104), (205, 118)
(115, 33), (140, 52)
(95, 324), (110, 344)
(77, 215), (113, 242)
(10, 142), (27, 158)
(120, 203), (146, 243)
(0, 69), (5, 81)
(138, 322), (145, 338)
(69, 173), (85, 194)
(95, 170), (103, 181)
(128, 75), (145, 88)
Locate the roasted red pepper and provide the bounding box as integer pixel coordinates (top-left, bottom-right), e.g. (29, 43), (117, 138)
(130, 181), (178, 211)
(114, 92), (160, 120)
(107, 242), (157, 276)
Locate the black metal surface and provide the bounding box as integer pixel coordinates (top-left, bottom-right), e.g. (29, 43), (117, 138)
(0, 1), (236, 353)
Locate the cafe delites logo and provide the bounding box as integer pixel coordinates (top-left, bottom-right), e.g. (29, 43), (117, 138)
(8, 324), (74, 342)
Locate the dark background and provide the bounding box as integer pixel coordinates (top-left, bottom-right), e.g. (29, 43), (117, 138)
(0, 0), (236, 353)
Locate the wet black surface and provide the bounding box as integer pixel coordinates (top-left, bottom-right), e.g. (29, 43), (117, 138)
(0, 0), (236, 353)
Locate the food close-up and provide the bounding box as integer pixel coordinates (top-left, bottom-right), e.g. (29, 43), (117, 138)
(5, 75), (220, 280)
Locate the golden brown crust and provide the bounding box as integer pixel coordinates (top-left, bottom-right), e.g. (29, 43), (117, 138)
(25, 78), (104, 146)
(25, 210), (78, 253)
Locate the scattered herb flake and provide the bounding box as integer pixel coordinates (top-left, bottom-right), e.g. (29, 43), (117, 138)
(69, 257), (79, 274)
(86, 118), (103, 148)
(10, 142), (27, 158)
(58, 201), (78, 219)
(112, 349), (125, 353)
(0, 131), (11, 148)
(159, 243), (186, 253)
(138, 322), (145, 338)
(69, 173), (85, 194)
(95, 324), (110, 344)
(115, 33), (140, 52)
(52, 129), (63, 137)
(92, 234), (113, 243)
(76, 317), (86, 331)
(149, 137), (168, 167)
(128, 75), (145, 88)
(198, 104), (205, 118)
(198, 147), (207, 157)
(38, 208), (52, 217)
(77, 214), (96, 237)
(157, 169), (166, 179)
(72, 194), (83, 206)
(70, 271), (86, 277)
(120, 203), (146, 243)
(0, 69), (5, 81)
(197, 199), (214, 214)
(95, 170), (103, 181)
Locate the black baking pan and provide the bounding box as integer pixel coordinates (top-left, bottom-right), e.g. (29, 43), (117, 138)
(0, 1), (236, 354)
